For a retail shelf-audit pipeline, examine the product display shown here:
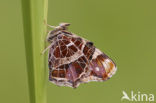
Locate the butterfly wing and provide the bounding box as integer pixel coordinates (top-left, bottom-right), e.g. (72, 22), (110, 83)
(48, 30), (117, 88)
(48, 31), (90, 88)
(82, 48), (117, 83)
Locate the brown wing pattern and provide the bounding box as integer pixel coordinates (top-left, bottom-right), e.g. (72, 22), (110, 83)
(48, 31), (90, 87)
(82, 48), (117, 83)
(48, 31), (117, 88)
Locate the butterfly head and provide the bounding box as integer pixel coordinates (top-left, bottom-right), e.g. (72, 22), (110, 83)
(47, 23), (70, 42)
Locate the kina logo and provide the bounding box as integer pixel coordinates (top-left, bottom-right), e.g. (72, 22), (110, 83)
(121, 90), (154, 102)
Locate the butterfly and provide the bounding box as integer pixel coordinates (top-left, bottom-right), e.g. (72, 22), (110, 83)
(42, 23), (117, 88)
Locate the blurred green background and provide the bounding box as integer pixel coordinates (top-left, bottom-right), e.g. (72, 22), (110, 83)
(0, 0), (156, 103)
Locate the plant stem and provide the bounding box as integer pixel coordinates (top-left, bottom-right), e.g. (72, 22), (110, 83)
(21, 0), (48, 103)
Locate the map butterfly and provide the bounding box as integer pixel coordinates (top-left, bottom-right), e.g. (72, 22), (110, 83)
(43, 23), (117, 88)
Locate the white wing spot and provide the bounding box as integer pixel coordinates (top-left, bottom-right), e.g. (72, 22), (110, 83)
(95, 67), (100, 71)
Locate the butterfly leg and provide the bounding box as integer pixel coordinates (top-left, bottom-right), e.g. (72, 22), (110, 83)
(46, 24), (56, 28)
(41, 44), (52, 55)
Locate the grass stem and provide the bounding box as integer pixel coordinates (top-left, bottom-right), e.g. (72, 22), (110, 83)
(21, 0), (48, 103)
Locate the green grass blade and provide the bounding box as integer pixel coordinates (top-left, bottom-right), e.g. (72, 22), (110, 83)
(21, 0), (48, 103)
